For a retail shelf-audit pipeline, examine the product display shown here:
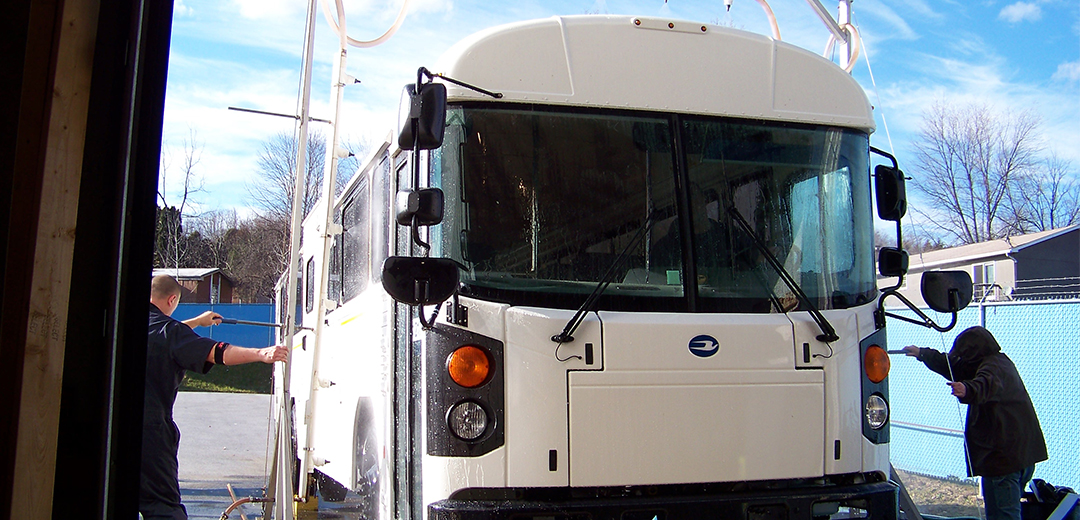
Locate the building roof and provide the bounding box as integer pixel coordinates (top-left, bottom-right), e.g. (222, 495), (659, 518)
(152, 267), (234, 283)
(906, 225), (1080, 271)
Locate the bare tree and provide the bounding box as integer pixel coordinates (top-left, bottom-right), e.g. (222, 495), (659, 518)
(875, 227), (950, 254)
(247, 130), (326, 225)
(155, 130), (205, 268)
(227, 218), (291, 302)
(910, 101), (1042, 245)
(247, 130), (370, 224)
(240, 130), (371, 300)
(1003, 153), (1080, 233)
(188, 208), (240, 269)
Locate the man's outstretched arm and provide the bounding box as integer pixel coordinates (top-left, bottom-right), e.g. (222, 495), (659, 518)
(206, 344), (288, 365)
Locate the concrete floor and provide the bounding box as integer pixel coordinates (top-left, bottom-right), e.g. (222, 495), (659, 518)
(175, 391), (275, 519)
(174, 391), (365, 520)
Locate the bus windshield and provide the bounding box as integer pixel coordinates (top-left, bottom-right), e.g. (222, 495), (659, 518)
(435, 105), (876, 313)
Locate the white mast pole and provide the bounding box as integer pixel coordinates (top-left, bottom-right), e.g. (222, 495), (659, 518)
(272, 0), (318, 517)
(298, 0), (351, 501)
(837, 0), (853, 71)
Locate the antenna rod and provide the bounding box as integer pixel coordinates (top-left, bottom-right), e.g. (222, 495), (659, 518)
(227, 106), (331, 124)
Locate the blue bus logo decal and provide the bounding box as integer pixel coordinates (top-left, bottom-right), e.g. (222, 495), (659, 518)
(688, 335), (720, 358)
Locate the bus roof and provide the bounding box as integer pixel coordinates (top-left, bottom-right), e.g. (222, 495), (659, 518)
(435, 15), (875, 132)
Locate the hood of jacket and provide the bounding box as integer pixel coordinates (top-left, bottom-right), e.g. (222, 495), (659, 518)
(948, 326), (1001, 376)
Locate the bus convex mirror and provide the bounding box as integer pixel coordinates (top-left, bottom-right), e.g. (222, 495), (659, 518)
(397, 82), (447, 151)
(878, 247), (908, 277)
(921, 271), (973, 313)
(382, 257), (459, 306)
(396, 188), (444, 226)
(875, 164), (907, 222)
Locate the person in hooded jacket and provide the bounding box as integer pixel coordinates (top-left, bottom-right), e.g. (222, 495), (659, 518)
(903, 326), (1047, 520)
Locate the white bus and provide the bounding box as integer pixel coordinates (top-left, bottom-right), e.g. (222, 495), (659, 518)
(277, 11), (971, 520)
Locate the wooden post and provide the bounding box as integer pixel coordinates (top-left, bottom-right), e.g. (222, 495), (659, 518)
(10, 0), (101, 517)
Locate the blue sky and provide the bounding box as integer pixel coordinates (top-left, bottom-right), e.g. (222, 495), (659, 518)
(160, 0), (1079, 225)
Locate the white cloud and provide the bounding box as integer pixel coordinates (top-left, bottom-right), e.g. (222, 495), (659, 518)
(898, 0), (944, 21)
(407, 0), (453, 14)
(854, 2), (918, 42)
(231, 0), (304, 21)
(998, 2), (1041, 23)
(1053, 60), (1080, 84)
(873, 49), (1080, 168)
(174, 0), (194, 17)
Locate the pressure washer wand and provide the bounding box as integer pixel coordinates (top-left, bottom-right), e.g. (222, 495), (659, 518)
(219, 318), (282, 328)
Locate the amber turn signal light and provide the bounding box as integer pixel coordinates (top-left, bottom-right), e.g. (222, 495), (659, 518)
(864, 345), (890, 383)
(448, 346), (491, 388)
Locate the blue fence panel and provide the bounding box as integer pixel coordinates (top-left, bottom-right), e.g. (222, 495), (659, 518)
(982, 302), (1080, 491)
(173, 303), (276, 349)
(887, 301), (1080, 490)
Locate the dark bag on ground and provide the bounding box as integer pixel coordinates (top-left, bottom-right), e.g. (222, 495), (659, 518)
(1022, 479), (1078, 520)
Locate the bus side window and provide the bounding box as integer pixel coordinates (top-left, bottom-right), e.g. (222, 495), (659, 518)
(327, 238), (341, 307)
(342, 180), (371, 301)
(327, 200), (343, 308)
(372, 153), (391, 282)
(295, 259), (302, 327)
(394, 157), (410, 256)
(305, 256), (315, 313)
(278, 284), (287, 341)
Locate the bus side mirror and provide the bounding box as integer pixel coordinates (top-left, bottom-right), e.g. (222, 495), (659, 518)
(382, 256), (459, 306)
(921, 271), (973, 313)
(875, 164), (907, 221)
(397, 82), (447, 151)
(878, 247), (908, 277)
(396, 188), (444, 226)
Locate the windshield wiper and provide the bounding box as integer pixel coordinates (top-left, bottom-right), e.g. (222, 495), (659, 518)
(551, 211), (658, 344)
(726, 206), (839, 343)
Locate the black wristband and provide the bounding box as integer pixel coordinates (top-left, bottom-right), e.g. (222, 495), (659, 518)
(214, 343), (229, 365)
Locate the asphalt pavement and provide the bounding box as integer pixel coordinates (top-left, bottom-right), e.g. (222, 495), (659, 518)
(174, 391), (365, 520)
(175, 391), (275, 519)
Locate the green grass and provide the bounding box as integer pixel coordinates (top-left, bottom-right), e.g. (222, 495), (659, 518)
(180, 362), (273, 394)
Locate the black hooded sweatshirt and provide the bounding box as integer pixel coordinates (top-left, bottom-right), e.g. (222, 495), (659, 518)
(915, 326), (1047, 477)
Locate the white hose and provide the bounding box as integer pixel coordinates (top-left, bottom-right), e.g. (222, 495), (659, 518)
(823, 22), (861, 73)
(320, 0), (411, 49)
(754, 0), (782, 40)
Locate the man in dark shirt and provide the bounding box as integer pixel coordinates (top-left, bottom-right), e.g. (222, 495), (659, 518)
(142, 274), (288, 520)
(903, 326), (1047, 520)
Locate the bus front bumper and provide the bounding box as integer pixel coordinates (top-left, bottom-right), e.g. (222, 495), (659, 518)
(429, 480), (898, 520)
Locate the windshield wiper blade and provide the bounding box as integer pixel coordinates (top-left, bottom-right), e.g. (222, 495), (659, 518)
(552, 211), (658, 344)
(726, 206), (839, 343)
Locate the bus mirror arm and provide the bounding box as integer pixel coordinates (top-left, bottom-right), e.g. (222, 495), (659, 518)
(876, 287), (959, 333)
(425, 69), (503, 99)
(417, 301), (443, 330)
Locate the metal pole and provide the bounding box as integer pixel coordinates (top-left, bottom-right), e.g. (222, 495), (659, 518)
(298, 0), (350, 500)
(837, 0), (852, 71)
(270, 0), (318, 516)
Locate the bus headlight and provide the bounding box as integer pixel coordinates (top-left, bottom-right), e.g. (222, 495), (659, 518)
(865, 394), (888, 430)
(448, 401), (488, 441)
